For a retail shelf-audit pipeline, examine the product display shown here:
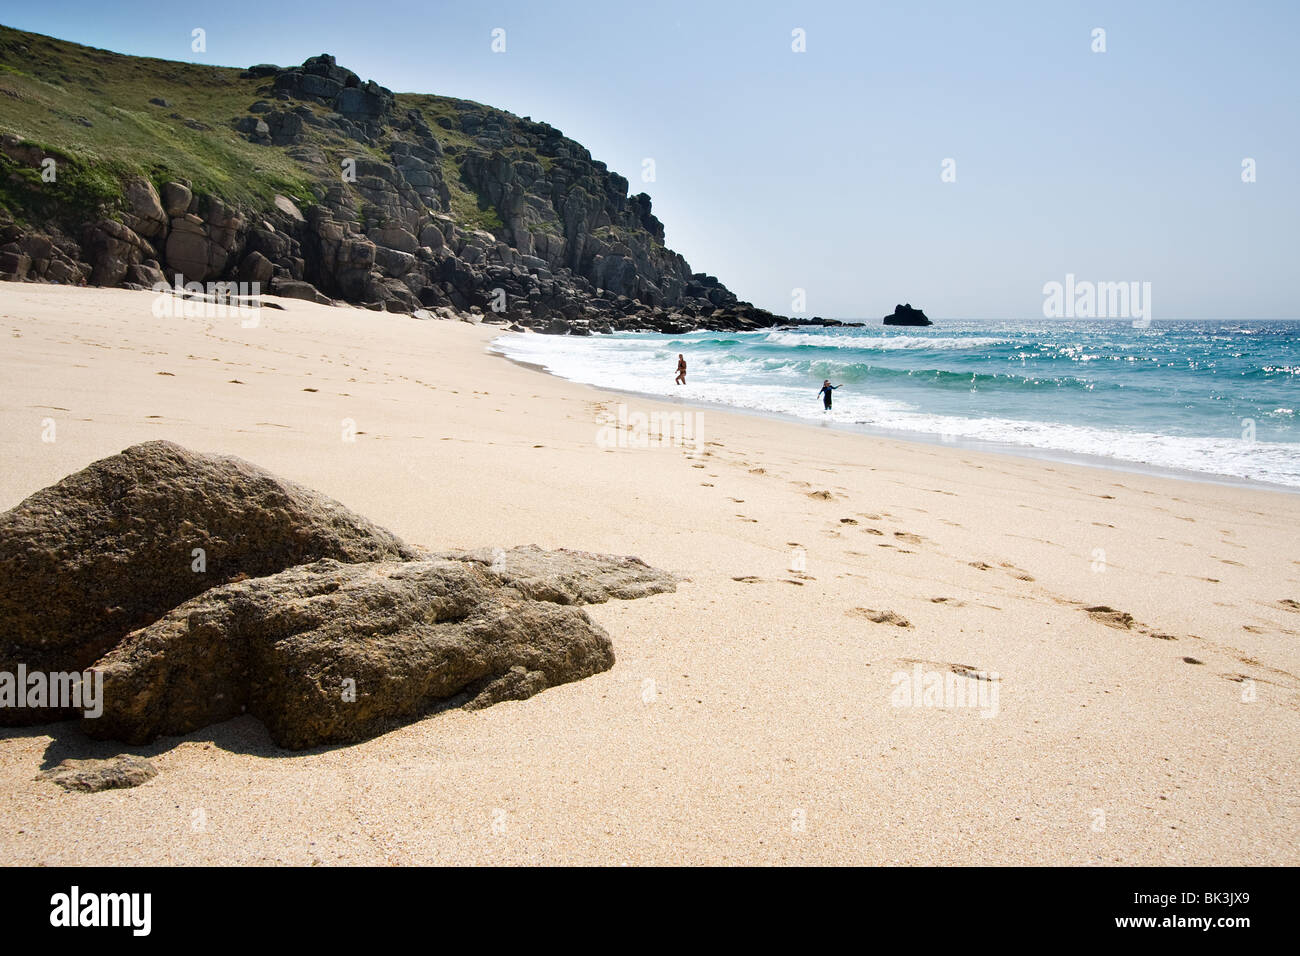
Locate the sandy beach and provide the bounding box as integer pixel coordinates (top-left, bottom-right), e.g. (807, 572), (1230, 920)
(1, 283), (1297, 866)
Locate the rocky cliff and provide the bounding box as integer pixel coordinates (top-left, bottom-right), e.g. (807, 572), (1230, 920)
(0, 27), (846, 334)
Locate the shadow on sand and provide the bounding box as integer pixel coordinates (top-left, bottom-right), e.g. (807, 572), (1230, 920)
(2, 714), (351, 772)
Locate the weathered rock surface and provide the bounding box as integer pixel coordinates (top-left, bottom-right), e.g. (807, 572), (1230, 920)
(438, 544), (677, 605)
(84, 557), (620, 749)
(0, 440), (415, 695)
(38, 755), (159, 792)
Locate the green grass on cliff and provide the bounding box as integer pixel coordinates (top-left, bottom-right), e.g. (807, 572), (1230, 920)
(0, 26), (322, 220)
(0, 24), (512, 233)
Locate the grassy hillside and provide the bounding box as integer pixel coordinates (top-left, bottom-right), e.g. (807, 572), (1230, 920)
(0, 24), (505, 230)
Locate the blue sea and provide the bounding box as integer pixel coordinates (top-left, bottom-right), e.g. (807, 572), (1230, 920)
(494, 320), (1300, 489)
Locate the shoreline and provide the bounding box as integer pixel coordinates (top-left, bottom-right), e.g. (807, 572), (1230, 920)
(489, 333), (1300, 497)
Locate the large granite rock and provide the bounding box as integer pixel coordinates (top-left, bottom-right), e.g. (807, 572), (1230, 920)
(84, 558), (618, 749)
(84, 219), (152, 286)
(122, 178), (167, 239)
(0, 440), (415, 702)
(1, 442), (677, 747)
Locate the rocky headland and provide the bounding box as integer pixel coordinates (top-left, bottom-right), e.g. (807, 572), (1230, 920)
(0, 27), (853, 335)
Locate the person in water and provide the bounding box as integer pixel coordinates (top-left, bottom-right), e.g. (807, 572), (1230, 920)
(818, 379), (840, 411)
(675, 354), (687, 385)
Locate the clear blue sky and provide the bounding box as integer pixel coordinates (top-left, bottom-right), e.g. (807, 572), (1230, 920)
(5, 1), (1297, 318)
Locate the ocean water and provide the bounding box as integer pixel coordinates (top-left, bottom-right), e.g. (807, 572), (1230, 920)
(493, 320), (1300, 489)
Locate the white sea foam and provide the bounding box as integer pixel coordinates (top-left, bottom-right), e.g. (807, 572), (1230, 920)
(493, 332), (1300, 488)
(761, 331), (1009, 350)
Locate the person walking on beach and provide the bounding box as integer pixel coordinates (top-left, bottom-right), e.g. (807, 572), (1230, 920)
(818, 379), (840, 412)
(675, 354), (687, 385)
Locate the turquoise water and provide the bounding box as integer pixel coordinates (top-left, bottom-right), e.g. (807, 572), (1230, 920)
(496, 320), (1300, 488)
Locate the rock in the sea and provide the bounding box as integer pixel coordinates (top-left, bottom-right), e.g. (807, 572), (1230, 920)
(0, 440), (416, 697)
(437, 544), (677, 604)
(39, 755), (159, 792)
(883, 303), (932, 326)
(85, 558), (617, 749)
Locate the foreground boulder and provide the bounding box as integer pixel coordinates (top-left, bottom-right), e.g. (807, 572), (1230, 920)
(0, 440), (416, 697)
(84, 558), (621, 749)
(1, 442), (676, 746)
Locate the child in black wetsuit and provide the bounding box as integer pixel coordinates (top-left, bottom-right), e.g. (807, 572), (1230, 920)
(818, 380), (840, 411)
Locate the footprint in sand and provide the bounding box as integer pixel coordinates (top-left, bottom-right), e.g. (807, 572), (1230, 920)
(156, 371), (174, 376)
(303, 387), (319, 392)
(931, 597), (967, 607)
(808, 490), (834, 500)
(900, 657), (996, 679)
(848, 608), (912, 628)
(1085, 606), (1135, 629)
(864, 528), (884, 536)
(1221, 672), (1266, 685)
(732, 576), (764, 584)
(969, 561), (995, 571)
(894, 532), (923, 545)
(840, 518), (858, 525)
(1279, 599), (1300, 612)
(1182, 657), (1204, 665)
